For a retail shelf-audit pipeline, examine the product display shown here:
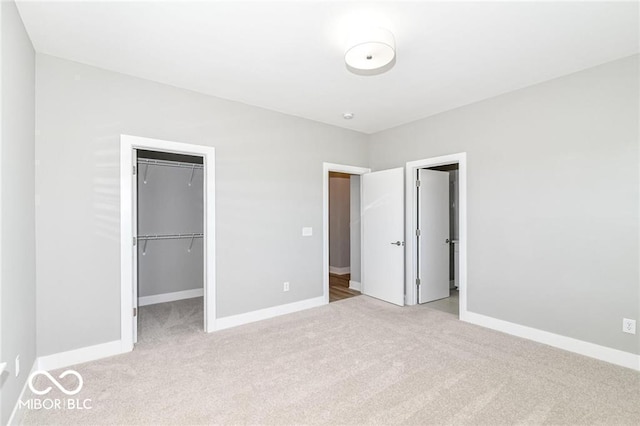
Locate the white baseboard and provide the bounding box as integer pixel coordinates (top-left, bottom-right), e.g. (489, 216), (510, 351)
(8, 360), (38, 426)
(37, 340), (125, 372)
(349, 280), (361, 291)
(329, 266), (350, 275)
(216, 296), (326, 331)
(138, 288), (204, 307)
(464, 311), (640, 371)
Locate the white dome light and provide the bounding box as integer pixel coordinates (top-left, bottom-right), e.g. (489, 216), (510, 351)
(345, 27), (396, 76)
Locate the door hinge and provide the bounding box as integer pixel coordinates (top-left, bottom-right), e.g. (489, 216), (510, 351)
(416, 180), (421, 187)
(133, 165), (137, 175)
(416, 229), (421, 237)
(133, 307), (137, 317)
(133, 236), (137, 246)
(416, 278), (421, 286)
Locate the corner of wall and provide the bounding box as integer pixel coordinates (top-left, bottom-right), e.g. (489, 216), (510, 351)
(0, 0), (37, 424)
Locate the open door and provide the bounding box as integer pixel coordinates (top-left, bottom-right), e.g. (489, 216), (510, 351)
(132, 148), (139, 343)
(417, 169), (450, 303)
(362, 167), (405, 306)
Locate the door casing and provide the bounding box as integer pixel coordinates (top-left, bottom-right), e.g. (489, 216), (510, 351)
(405, 153), (468, 320)
(120, 135), (216, 352)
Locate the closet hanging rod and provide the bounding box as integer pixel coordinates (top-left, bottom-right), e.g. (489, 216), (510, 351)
(137, 158), (203, 170)
(137, 233), (204, 241)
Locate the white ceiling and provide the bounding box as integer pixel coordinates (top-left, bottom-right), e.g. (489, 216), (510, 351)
(16, 1), (639, 134)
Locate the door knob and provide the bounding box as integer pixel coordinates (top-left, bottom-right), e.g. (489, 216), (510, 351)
(445, 238), (450, 243)
(391, 241), (405, 246)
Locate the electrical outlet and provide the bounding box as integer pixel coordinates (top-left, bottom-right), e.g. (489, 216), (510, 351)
(15, 355), (20, 377)
(622, 318), (636, 334)
(283, 282), (290, 292)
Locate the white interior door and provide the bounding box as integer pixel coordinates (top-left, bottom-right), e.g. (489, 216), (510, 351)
(362, 167), (405, 306)
(132, 149), (139, 343)
(418, 169), (450, 303)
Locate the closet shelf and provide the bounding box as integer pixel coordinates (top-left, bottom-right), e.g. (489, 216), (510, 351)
(137, 158), (203, 185)
(137, 158), (203, 170)
(137, 233), (203, 255)
(137, 233), (203, 241)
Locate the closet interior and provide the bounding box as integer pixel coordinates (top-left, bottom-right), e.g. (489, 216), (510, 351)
(135, 149), (205, 342)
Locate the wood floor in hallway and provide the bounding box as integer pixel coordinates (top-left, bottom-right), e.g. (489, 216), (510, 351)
(329, 273), (360, 302)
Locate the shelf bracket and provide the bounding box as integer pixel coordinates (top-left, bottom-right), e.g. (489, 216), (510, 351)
(188, 165), (196, 186)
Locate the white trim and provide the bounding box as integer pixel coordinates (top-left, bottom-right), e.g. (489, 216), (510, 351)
(464, 312), (640, 371)
(349, 280), (362, 291)
(329, 266), (350, 275)
(37, 340), (125, 372)
(138, 288), (204, 307)
(216, 296), (325, 331)
(323, 163), (370, 305)
(405, 153), (468, 322)
(120, 134), (216, 353)
(7, 360), (38, 426)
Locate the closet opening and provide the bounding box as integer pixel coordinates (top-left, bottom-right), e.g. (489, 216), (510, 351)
(328, 172), (362, 302)
(121, 135), (216, 351)
(134, 149), (205, 343)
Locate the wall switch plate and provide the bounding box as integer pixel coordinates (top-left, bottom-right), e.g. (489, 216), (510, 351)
(302, 227), (312, 237)
(283, 282), (290, 292)
(622, 318), (636, 334)
(15, 355), (20, 377)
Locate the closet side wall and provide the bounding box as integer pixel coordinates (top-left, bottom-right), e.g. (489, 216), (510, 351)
(137, 163), (204, 297)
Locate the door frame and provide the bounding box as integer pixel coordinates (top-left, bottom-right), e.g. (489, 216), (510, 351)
(120, 135), (216, 352)
(322, 163), (370, 304)
(405, 153), (468, 320)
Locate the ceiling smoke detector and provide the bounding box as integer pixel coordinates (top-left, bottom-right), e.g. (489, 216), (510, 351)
(343, 112), (354, 120)
(345, 27), (396, 76)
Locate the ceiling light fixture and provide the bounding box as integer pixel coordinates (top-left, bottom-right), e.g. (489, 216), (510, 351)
(343, 112), (354, 120)
(345, 27), (396, 76)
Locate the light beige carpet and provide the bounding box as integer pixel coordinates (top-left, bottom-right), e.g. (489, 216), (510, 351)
(21, 296), (640, 425)
(137, 296), (204, 343)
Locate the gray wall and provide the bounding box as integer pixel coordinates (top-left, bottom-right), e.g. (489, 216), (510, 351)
(349, 175), (361, 282)
(369, 55), (640, 355)
(35, 54), (368, 356)
(0, 1), (36, 423)
(137, 163), (203, 297)
(329, 174), (350, 269)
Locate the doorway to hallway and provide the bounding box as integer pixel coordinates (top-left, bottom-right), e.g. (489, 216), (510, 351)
(328, 171), (361, 303)
(322, 162), (406, 307)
